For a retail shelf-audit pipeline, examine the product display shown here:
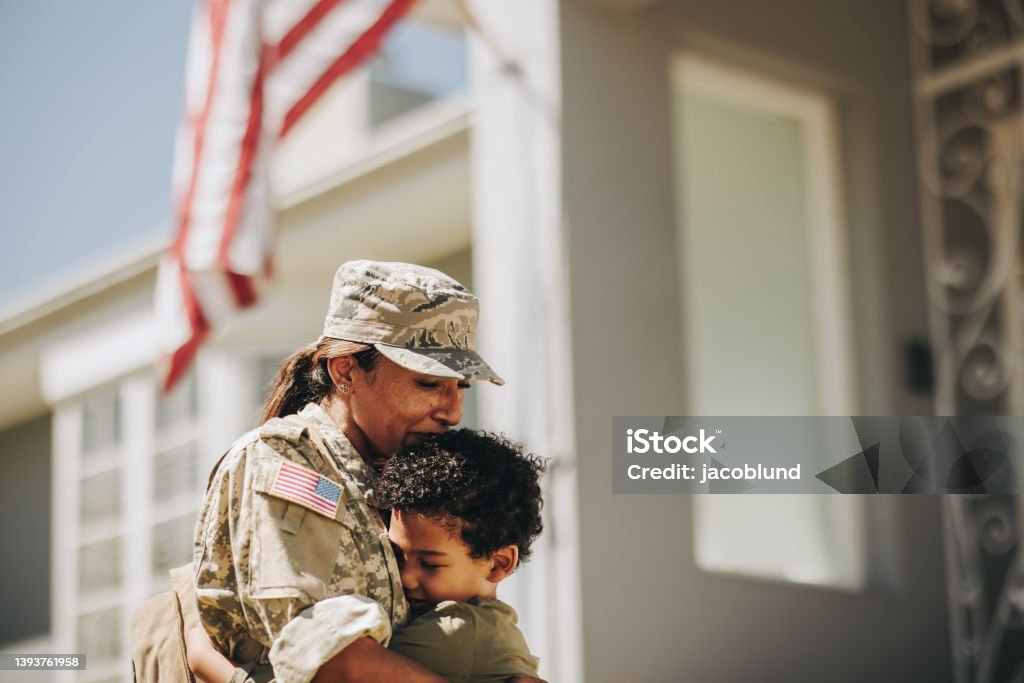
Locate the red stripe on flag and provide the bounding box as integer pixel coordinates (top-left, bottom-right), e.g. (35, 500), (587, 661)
(174, 0), (233, 259)
(280, 0), (417, 138)
(274, 487), (337, 515)
(226, 272), (258, 308)
(273, 0), (347, 64)
(276, 476), (317, 490)
(164, 0), (232, 391)
(163, 266), (211, 392)
(274, 481), (336, 505)
(278, 464), (318, 482)
(217, 45), (267, 297)
(275, 478), (322, 495)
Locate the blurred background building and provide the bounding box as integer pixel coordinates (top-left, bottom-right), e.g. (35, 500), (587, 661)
(0, 1), (1020, 682)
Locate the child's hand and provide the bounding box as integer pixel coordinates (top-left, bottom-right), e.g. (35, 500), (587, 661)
(185, 625), (238, 683)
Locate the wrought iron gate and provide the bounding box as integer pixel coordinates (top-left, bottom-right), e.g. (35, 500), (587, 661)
(910, 1), (1024, 680)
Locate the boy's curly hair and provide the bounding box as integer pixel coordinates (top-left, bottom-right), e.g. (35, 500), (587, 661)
(377, 429), (546, 564)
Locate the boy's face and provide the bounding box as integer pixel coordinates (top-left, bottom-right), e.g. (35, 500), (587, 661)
(389, 509), (495, 616)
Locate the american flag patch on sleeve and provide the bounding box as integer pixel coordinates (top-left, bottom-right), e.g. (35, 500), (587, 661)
(269, 462), (343, 518)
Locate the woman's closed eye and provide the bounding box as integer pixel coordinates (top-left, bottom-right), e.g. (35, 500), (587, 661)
(415, 380), (472, 390)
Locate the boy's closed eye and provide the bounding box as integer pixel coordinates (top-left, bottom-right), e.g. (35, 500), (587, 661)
(392, 544), (447, 570)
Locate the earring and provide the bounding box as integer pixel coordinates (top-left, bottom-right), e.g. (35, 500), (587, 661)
(339, 383), (351, 393)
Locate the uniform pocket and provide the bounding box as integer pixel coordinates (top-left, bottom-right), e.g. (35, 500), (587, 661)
(249, 492), (346, 602)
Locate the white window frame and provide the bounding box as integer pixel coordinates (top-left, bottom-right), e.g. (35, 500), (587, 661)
(45, 314), (226, 683)
(671, 53), (857, 415)
(671, 53), (869, 591)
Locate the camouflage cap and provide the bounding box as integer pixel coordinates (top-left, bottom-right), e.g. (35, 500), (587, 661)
(321, 260), (504, 385)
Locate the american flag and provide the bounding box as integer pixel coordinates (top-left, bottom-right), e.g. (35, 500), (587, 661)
(155, 0), (418, 391)
(271, 461), (343, 517)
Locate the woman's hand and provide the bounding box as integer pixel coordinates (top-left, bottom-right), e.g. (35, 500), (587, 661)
(185, 625), (238, 683)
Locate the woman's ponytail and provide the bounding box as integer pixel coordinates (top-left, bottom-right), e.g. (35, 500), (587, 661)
(260, 339), (379, 423)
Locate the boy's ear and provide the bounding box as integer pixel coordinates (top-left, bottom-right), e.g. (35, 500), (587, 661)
(487, 545), (519, 583)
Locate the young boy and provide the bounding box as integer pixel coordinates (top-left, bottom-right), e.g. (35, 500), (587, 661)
(188, 429), (545, 683)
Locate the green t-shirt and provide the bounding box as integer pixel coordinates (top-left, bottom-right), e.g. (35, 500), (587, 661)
(230, 597), (538, 683)
(389, 598), (539, 683)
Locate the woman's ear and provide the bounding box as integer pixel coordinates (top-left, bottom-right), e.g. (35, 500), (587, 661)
(326, 355), (357, 393)
(487, 545), (519, 583)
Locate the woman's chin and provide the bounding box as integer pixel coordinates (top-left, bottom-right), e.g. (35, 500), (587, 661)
(403, 433), (428, 446)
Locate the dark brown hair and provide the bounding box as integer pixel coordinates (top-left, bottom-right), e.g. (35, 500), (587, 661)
(377, 430), (546, 564)
(261, 338), (379, 423)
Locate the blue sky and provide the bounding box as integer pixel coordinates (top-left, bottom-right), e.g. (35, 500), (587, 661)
(0, 2), (467, 314)
(0, 1), (195, 311)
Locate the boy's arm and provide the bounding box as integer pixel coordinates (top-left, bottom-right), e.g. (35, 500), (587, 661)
(185, 625), (246, 683)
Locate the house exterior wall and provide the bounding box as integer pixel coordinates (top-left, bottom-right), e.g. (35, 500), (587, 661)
(0, 414), (52, 645)
(466, 1), (582, 680)
(558, 0), (950, 681)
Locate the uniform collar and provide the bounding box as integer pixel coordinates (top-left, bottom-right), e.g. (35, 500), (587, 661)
(299, 402), (381, 506)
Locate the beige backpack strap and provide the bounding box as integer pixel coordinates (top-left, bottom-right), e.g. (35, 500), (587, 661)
(170, 563), (201, 637)
(129, 567), (197, 683)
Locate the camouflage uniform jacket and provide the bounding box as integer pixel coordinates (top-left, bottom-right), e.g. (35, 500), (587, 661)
(193, 402), (409, 683)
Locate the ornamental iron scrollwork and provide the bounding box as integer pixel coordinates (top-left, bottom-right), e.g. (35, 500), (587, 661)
(910, 1), (1024, 681)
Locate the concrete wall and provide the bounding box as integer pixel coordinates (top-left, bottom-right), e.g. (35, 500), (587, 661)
(0, 414), (52, 645)
(560, 0), (949, 680)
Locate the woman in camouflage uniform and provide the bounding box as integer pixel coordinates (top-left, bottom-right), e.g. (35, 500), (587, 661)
(191, 260), (504, 683)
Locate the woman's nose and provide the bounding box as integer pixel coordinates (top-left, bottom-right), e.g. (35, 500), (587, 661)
(435, 384), (464, 426)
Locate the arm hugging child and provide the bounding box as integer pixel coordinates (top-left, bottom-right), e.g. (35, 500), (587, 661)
(190, 429), (547, 683)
